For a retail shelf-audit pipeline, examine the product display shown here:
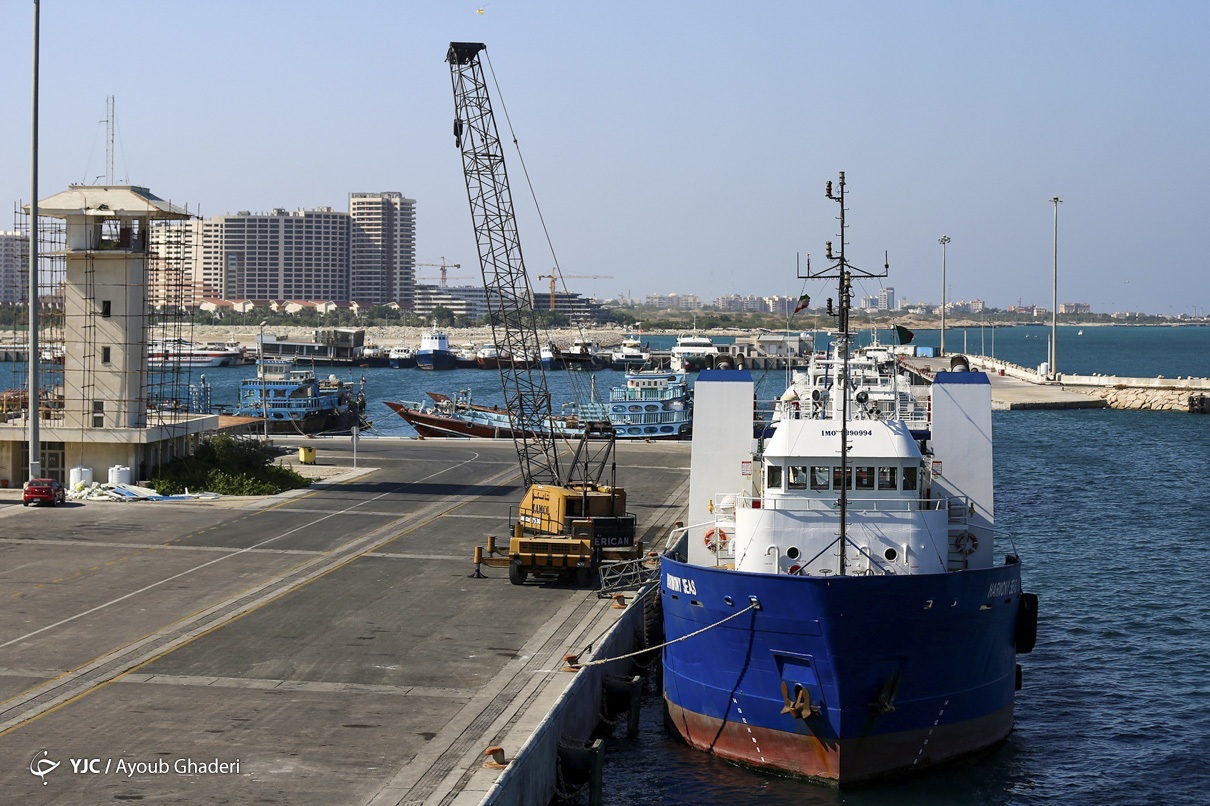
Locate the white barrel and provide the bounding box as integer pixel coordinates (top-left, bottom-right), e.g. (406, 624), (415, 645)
(69, 466), (93, 488)
(108, 465), (132, 486)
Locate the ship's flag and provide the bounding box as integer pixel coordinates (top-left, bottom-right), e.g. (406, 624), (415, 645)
(794, 293), (811, 313)
(894, 324), (915, 344)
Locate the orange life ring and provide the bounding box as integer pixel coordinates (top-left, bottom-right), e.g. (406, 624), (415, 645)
(704, 527), (728, 552)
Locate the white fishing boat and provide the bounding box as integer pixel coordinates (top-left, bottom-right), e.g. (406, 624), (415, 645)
(670, 330), (720, 372)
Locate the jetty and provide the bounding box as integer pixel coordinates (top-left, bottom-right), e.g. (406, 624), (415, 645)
(903, 355), (1210, 413)
(0, 437), (689, 804)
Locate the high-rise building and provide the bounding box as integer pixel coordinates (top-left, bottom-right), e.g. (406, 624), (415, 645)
(147, 192), (416, 306)
(878, 286), (896, 311)
(349, 192), (416, 307)
(196, 208), (351, 301)
(0, 231), (27, 304)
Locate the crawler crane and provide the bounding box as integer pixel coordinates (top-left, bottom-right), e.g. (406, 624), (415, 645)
(447, 42), (641, 585)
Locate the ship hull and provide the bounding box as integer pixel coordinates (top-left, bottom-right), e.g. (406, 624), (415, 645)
(383, 399), (689, 440)
(415, 350), (458, 370)
(661, 555), (1024, 784)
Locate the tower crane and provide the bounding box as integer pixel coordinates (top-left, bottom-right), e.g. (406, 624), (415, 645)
(447, 41), (638, 586)
(536, 271), (614, 311)
(415, 258), (462, 287)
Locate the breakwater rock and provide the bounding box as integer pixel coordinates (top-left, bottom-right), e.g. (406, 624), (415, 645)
(1078, 385), (1206, 412)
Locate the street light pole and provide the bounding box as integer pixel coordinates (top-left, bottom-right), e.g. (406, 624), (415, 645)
(28, 0), (41, 480)
(258, 319), (268, 441)
(938, 235), (951, 356)
(1050, 197), (1062, 379)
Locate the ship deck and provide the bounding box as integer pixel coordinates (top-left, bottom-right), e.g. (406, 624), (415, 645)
(0, 438), (691, 804)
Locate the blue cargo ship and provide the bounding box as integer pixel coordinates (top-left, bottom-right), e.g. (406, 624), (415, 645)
(660, 173), (1037, 784)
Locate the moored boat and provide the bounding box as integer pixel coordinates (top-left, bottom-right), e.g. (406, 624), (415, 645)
(556, 337), (606, 371)
(416, 327), (458, 370)
(383, 390), (581, 439)
(384, 370), (694, 440)
(388, 345), (417, 368)
(598, 369), (692, 440)
(148, 337), (243, 368)
(235, 359), (367, 434)
(660, 173), (1037, 785)
(670, 330), (720, 372)
(608, 334), (651, 371)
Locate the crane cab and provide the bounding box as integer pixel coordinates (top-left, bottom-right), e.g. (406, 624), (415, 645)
(506, 483), (639, 586)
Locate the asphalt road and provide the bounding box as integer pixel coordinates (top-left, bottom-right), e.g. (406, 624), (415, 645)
(0, 437), (691, 805)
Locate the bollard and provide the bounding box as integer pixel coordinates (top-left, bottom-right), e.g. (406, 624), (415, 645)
(487, 534), (497, 555)
(589, 738), (606, 806)
(470, 546), (486, 579)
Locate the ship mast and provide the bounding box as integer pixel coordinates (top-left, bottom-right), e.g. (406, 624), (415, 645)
(804, 172), (887, 576)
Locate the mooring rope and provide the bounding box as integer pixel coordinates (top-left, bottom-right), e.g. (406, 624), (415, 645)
(573, 601), (758, 670)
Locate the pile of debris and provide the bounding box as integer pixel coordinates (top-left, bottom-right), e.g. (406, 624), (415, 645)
(67, 481), (221, 503)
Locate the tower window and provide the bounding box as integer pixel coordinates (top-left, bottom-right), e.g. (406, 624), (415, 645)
(101, 300), (112, 318)
(101, 346), (111, 364)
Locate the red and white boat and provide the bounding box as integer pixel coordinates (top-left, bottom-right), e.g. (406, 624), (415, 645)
(148, 338), (245, 368)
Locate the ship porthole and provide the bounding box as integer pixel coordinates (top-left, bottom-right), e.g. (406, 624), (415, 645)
(884, 547), (898, 562)
(723, 596), (734, 607)
(786, 546), (801, 560)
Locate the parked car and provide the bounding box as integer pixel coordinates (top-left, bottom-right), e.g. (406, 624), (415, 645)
(22, 478), (66, 507)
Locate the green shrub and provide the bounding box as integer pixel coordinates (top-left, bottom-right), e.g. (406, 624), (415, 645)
(150, 435), (310, 496)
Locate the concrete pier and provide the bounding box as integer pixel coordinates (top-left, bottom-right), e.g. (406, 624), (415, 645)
(0, 437), (690, 804)
(903, 354), (1210, 412)
(903, 356), (1108, 410)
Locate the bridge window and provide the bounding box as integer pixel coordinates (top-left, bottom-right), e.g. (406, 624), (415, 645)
(766, 464), (782, 491)
(878, 466), (898, 490)
(903, 466), (918, 491)
(832, 466), (852, 490)
(855, 466), (874, 490)
(811, 466), (829, 490)
(787, 466), (809, 490)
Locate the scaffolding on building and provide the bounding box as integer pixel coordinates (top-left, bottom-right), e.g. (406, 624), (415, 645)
(4, 190), (214, 483)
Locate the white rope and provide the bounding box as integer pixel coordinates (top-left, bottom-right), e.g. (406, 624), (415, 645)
(575, 602), (757, 670)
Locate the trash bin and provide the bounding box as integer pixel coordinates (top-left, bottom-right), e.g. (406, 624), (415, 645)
(298, 446), (316, 465)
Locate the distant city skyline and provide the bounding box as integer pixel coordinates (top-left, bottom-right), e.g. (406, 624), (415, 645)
(2, 2), (1207, 316)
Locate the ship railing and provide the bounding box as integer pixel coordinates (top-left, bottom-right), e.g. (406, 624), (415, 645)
(729, 493), (945, 513)
(610, 387), (683, 402)
(609, 411), (688, 426)
(246, 397), (331, 414)
(658, 519), (718, 563)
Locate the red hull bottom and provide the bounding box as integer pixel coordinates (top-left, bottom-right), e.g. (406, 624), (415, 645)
(665, 698), (1014, 784)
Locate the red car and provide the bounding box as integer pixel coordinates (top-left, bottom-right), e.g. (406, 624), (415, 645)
(22, 478), (66, 507)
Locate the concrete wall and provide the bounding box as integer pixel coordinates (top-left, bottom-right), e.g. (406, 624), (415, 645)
(482, 591), (647, 806)
(968, 355), (1210, 412)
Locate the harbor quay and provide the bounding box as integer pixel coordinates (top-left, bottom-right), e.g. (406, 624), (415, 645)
(0, 437), (690, 805)
(903, 355), (1210, 412)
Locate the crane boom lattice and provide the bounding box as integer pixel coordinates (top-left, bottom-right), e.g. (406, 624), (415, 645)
(447, 41), (561, 487)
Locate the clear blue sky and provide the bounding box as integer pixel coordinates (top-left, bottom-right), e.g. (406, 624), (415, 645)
(2, 1), (1207, 315)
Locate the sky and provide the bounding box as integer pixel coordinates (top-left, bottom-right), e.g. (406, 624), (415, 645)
(2, 1), (1207, 316)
